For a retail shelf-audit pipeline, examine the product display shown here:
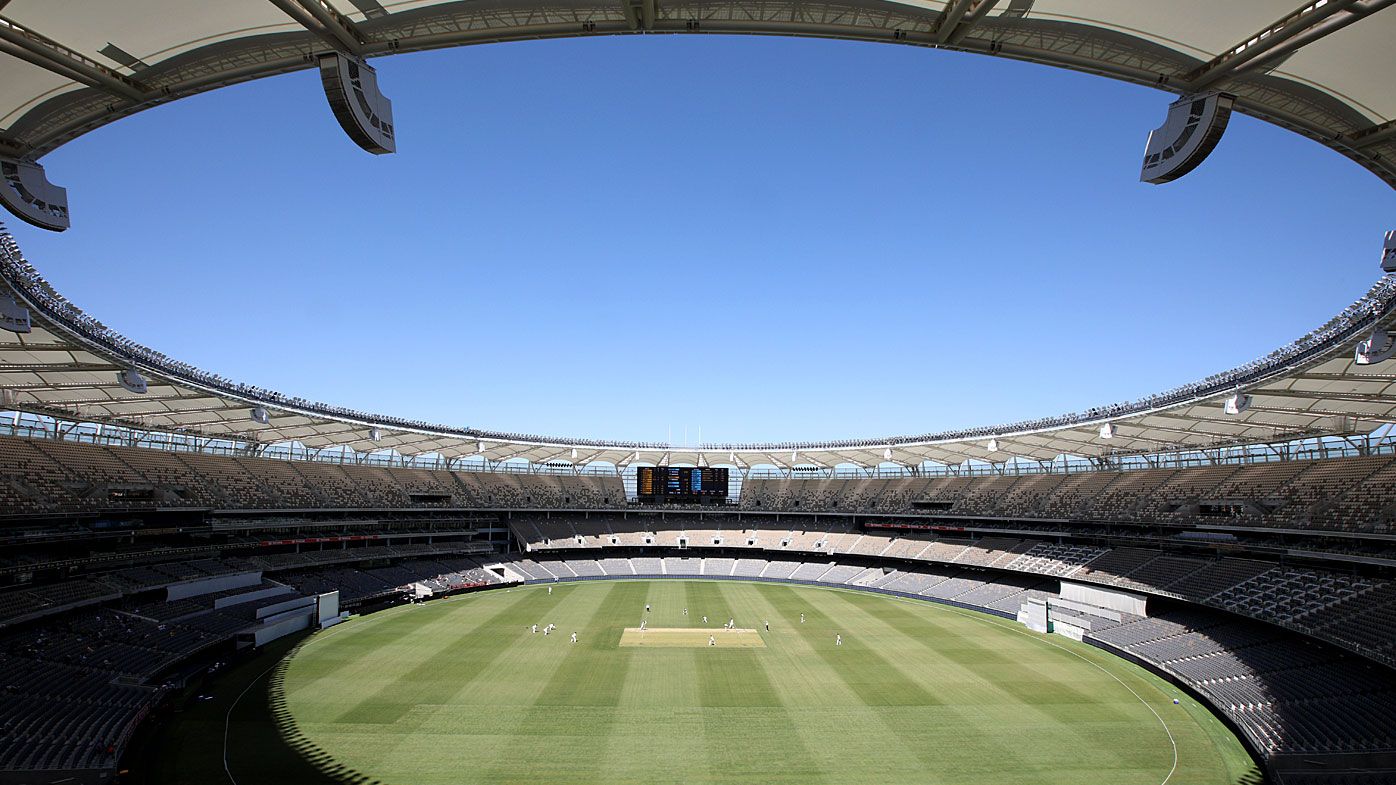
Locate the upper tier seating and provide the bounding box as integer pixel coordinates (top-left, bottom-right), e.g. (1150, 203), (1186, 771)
(5, 434), (1396, 537)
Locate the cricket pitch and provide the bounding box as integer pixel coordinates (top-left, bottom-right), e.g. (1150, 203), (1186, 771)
(619, 627), (767, 648)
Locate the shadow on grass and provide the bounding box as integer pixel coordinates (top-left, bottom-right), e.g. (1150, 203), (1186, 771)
(131, 633), (377, 785)
(258, 641), (384, 785)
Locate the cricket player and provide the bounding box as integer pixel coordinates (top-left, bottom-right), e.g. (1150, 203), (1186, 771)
(571, 632), (578, 644)
(709, 635), (716, 646)
(836, 634), (842, 646)
(800, 613), (805, 624)
(531, 624), (538, 634)
(764, 620), (769, 631)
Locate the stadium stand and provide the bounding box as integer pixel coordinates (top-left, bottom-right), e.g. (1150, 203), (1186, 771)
(11, 428), (1396, 541)
(2, 430), (1396, 781)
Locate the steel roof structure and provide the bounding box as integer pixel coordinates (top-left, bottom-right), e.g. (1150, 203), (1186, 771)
(0, 0), (1394, 230)
(1, 2), (1396, 470)
(5, 225), (1396, 471)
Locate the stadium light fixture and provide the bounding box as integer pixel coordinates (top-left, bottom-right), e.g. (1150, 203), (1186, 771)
(1140, 92), (1234, 184)
(0, 158), (70, 232)
(1223, 393), (1251, 415)
(318, 53), (396, 155)
(1356, 328), (1396, 365)
(0, 296), (31, 334)
(116, 369), (147, 395)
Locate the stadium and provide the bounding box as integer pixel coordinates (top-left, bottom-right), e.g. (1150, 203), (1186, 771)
(2, 2), (1396, 784)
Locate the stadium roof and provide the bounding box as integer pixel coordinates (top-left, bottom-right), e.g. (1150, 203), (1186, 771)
(0, 0), (1394, 201)
(5, 225), (1396, 470)
(2, 2), (1396, 469)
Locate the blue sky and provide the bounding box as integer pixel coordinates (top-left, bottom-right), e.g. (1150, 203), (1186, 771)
(8, 35), (1396, 444)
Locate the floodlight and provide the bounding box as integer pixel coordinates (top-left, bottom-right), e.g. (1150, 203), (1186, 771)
(116, 369), (147, 395)
(1223, 394), (1251, 416)
(1356, 328), (1396, 365)
(0, 297), (30, 334)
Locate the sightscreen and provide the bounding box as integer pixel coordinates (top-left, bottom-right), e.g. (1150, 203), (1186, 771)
(636, 467), (728, 504)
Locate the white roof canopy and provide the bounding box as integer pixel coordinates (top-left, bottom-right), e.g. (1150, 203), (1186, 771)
(0, 0), (1393, 188)
(5, 225), (1396, 470)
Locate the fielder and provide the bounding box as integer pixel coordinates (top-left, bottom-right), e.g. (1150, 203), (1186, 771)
(836, 634), (843, 646)
(531, 624), (537, 634)
(571, 632), (578, 644)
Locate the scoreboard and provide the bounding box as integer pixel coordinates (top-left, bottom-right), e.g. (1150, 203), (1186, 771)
(636, 467), (729, 505)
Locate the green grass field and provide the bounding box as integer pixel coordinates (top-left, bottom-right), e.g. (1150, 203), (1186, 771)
(266, 580), (1261, 785)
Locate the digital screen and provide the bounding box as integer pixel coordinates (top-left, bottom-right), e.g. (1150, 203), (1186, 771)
(636, 467), (728, 504)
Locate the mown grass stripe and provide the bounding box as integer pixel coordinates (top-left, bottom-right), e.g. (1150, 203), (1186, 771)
(732, 583), (974, 784)
(273, 580), (1257, 785)
(534, 581), (647, 706)
(468, 582), (650, 784)
(760, 584), (941, 707)
(330, 587), (561, 724)
(816, 587), (1171, 774)
(685, 581), (828, 785)
(827, 590), (1139, 723)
